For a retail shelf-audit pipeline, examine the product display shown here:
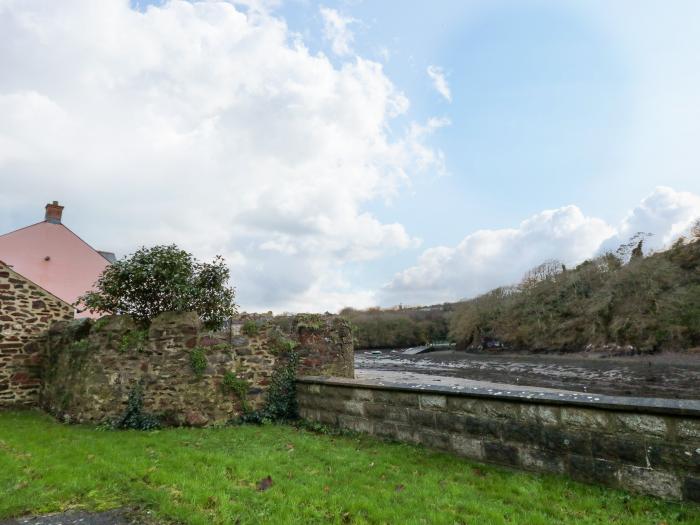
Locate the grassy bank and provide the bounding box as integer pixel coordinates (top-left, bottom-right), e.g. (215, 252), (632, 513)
(0, 411), (697, 524)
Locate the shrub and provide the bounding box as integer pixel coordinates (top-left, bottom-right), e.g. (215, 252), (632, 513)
(238, 352), (299, 424)
(78, 245), (236, 329)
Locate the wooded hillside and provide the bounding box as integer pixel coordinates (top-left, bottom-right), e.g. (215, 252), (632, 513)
(449, 227), (700, 352)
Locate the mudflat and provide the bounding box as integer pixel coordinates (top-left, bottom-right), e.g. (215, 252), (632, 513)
(355, 349), (700, 399)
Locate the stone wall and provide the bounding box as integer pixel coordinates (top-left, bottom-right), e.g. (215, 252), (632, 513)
(39, 312), (353, 426)
(297, 376), (700, 502)
(0, 261), (74, 408)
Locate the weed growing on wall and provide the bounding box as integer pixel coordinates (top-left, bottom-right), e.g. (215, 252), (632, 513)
(119, 329), (148, 352)
(189, 347), (207, 376)
(113, 383), (160, 431)
(267, 327), (298, 355)
(295, 314), (325, 333)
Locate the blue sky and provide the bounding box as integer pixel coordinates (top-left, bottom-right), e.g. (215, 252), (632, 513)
(2, 1), (700, 311)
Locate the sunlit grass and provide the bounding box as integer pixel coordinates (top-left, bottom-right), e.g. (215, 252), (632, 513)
(0, 410), (697, 524)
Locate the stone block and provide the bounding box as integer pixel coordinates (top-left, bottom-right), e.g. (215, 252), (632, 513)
(484, 441), (520, 466)
(451, 435), (483, 460)
(591, 435), (647, 464)
(683, 476), (700, 502)
(561, 408), (611, 431)
(342, 400), (366, 417)
(520, 447), (565, 474)
(568, 455), (618, 485)
(418, 430), (451, 451)
(373, 390), (419, 407)
(435, 412), (468, 433)
(463, 416), (502, 440)
(614, 414), (667, 438)
(501, 420), (542, 446)
(364, 402), (387, 419)
(446, 396), (479, 414)
(677, 420), (700, 442)
(619, 465), (682, 500)
(539, 427), (591, 456)
(419, 394), (446, 410)
(352, 388), (374, 402)
(374, 421), (398, 440)
(520, 404), (560, 426)
(338, 415), (373, 434)
(385, 406), (409, 424)
(408, 408), (436, 429)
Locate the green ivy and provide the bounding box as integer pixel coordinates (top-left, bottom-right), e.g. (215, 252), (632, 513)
(113, 383), (160, 431)
(241, 320), (259, 336)
(222, 371), (250, 411)
(119, 329), (148, 353)
(190, 347), (207, 376)
(238, 351), (299, 424)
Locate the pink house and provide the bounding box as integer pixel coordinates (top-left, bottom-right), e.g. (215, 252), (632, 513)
(0, 202), (114, 318)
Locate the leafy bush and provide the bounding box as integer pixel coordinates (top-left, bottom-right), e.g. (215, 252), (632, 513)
(119, 329), (148, 352)
(222, 372), (250, 411)
(78, 244), (236, 329)
(113, 384), (160, 431)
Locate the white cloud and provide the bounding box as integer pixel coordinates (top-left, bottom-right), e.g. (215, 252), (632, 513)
(0, 0), (445, 313)
(600, 186), (700, 253)
(319, 6), (356, 57)
(381, 187), (700, 306)
(426, 65), (451, 102)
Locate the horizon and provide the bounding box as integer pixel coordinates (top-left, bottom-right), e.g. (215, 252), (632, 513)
(2, 0), (700, 313)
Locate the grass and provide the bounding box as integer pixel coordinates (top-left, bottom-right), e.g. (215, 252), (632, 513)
(0, 411), (698, 525)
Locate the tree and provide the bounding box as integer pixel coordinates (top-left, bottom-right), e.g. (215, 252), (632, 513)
(78, 245), (236, 329)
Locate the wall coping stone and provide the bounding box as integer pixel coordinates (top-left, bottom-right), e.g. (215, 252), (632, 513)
(297, 376), (700, 418)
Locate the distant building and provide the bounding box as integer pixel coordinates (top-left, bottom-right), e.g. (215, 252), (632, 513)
(0, 202), (114, 318)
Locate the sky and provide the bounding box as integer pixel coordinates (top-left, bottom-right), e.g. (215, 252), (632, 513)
(1, 0), (700, 312)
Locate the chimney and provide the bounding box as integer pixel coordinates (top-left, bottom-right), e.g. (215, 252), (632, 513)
(45, 201), (64, 224)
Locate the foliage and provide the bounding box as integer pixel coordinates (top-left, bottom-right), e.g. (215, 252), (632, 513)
(112, 384), (160, 431)
(118, 329), (148, 353)
(450, 233), (700, 352)
(239, 352), (299, 424)
(241, 320), (259, 336)
(340, 305), (453, 349)
(189, 348), (207, 376)
(77, 244), (236, 329)
(222, 372), (250, 411)
(267, 327), (298, 354)
(2, 411), (698, 524)
(295, 314), (325, 333)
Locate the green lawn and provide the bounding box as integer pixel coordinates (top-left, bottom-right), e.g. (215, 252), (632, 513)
(0, 411), (697, 525)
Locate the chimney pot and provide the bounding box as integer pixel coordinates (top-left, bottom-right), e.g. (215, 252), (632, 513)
(45, 201), (64, 224)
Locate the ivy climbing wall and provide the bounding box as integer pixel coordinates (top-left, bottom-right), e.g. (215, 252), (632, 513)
(38, 311), (353, 426)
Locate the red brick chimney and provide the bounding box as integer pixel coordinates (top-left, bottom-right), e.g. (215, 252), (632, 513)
(45, 201), (64, 224)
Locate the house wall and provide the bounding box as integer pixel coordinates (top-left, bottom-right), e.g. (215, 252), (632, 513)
(297, 376), (700, 502)
(39, 312), (353, 426)
(0, 262), (74, 408)
(0, 221), (110, 317)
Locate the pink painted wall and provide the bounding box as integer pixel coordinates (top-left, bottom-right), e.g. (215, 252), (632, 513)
(0, 222), (110, 318)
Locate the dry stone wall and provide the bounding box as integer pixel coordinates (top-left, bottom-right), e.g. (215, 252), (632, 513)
(0, 261), (74, 408)
(39, 312), (353, 426)
(298, 377), (700, 502)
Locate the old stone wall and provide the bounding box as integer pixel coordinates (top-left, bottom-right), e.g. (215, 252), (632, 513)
(297, 377), (700, 502)
(0, 261), (74, 408)
(39, 312), (353, 426)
